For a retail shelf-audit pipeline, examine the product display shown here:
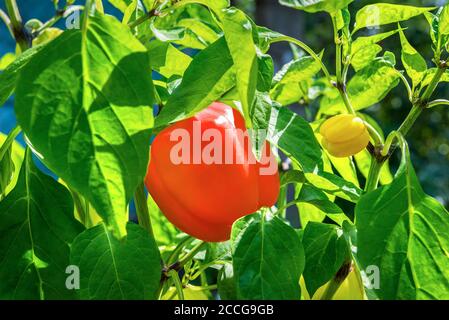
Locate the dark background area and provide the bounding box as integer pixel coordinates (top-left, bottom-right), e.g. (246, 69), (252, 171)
(0, 0), (448, 211)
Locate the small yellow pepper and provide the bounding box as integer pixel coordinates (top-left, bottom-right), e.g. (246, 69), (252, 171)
(320, 114), (370, 158)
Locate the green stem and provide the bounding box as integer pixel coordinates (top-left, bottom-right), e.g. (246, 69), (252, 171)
(272, 36), (332, 82)
(277, 184), (287, 217)
(396, 70), (413, 101)
(178, 241), (206, 268)
(5, 0), (29, 51)
(168, 270), (185, 300)
(0, 8), (13, 38)
(166, 236), (194, 265)
(397, 105), (423, 137)
(364, 64), (447, 192)
(427, 99), (449, 108)
(134, 182), (154, 237)
(82, 0), (94, 31)
(364, 159), (383, 193)
(321, 261), (352, 300)
(339, 85), (356, 115)
(128, 9), (157, 29)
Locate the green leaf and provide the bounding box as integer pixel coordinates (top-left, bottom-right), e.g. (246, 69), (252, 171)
(267, 106), (322, 173)
(0, 45), (44, 107)
(270, 55), (321, 106)
(302, 222), (350, 296)
(351, 29), (402, 56)
(218, 263), (237, 300)
(0, 133), (24, 197)
(107, 0), (133, 12)
(155, 37), (235, 127)
(439, 5), (449, 35)
(0, 144), (14, 198)
(0, 149), (84, 299)
(221, 8), (258, 128)
(321, 54), (400, 114)
(351, 44), (382, 71)
(297, 184), (350, 226)
(279, 0), (353, 13)
(257, 53), (274, 92)
(172, 0), (230, 11)
(305, 171), (362, 203)
(15, 15), (154, 238)
(178, 18), (220, 44)
(399, 27), (427, 88)
(232, 213), (304, 299)
(70, 222), (162, 299)
(356, 149), (449, 299)
(354, 4), (434, 32)
(249, 91), (273, 159)
(147, 40), (192, 78)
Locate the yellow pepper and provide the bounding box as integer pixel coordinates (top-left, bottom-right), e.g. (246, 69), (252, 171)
(320, 114), (370, 158)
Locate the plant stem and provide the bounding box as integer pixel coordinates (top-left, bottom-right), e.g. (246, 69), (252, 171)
(277, 184), (287, 217)
(0, 8), (13, 38)
(134, 182), (154, 237)
(178, 241), (206, 268)
(168, 269), (185, 300)
(82, 0), (94, 31)
(364, 63), (447, 193)
(427, 99), (449, 108)
(338, 85), (356, 115)
(321, 260), (352, 300)
(364, 159), (383, 192)
(272, 36), (332, 83)
(5, 0), (30, 52)
(128, 9), (157, 29)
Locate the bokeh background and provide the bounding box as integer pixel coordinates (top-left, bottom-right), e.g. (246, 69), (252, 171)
(1, 0), (448, 209)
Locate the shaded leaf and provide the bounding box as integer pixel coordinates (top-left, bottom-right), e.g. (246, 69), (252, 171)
(0, 149), (84, 299)
(302, 222), (350, 296)
(71, 223), (162, 299)
(232, 213), (304, 299)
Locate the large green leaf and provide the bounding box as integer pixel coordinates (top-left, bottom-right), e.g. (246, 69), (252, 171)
(232, 213), (304, 299)
(14, 15), (154, 238)
(267, 106), (322, 173)
(302, 222), (351, 296)
(279, 0), (353, 13)
(321, 54), (400, 114)
(155, 37), (235, 127)
(399, 28), (427, 88)
(270, 55), (321, 106)
(356, 149), (449, 299)
(0, 45), (44, 107)
(221, 8), (258, 128)
(0, 149), (84, 299)
(70, 223), (162, 299)
(354, 4), (434, 32)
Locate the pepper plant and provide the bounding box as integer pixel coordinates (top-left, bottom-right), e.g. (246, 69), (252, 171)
(0, 0), (448, 300)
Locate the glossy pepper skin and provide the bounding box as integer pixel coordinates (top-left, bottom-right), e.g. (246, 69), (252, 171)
(320, 114), (370, 158)
(145, 102), (280, 242)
